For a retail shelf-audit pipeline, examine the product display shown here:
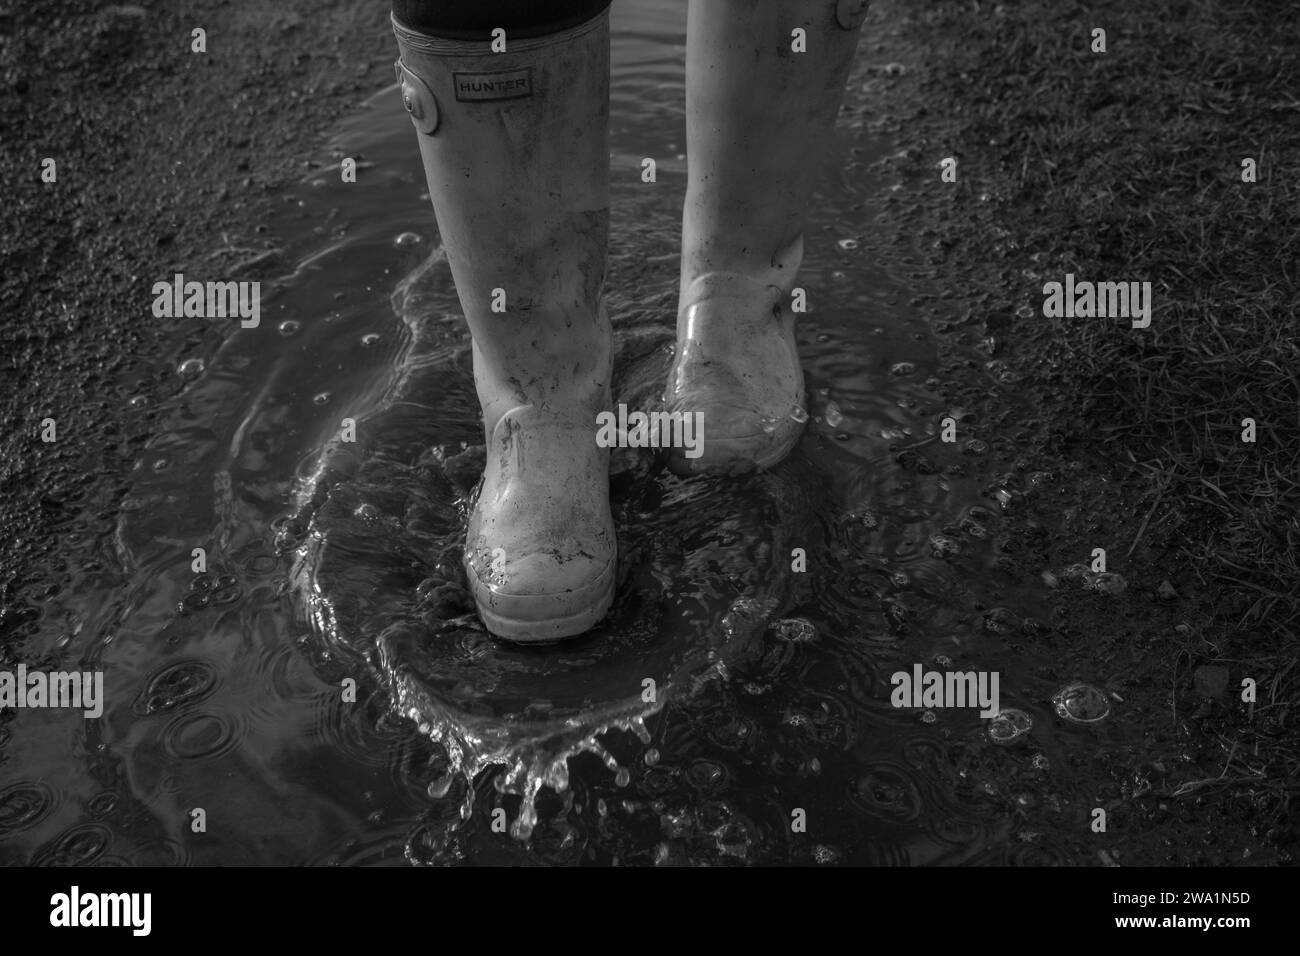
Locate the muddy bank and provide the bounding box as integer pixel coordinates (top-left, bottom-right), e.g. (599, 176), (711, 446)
(0, 1), (394, 634)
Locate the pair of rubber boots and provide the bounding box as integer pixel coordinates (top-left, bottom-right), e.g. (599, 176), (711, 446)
(393, 0), (869, 642)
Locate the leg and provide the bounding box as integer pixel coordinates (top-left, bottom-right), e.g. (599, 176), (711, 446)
(666, 0), (869, 475)
(392, 0), (615, 642)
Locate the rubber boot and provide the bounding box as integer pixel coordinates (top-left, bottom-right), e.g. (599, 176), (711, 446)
(392, 9), (615, 642)
(666, 0), (870, 475)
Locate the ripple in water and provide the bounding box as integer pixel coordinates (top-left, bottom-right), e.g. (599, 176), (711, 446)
(288, 298), (814, 839)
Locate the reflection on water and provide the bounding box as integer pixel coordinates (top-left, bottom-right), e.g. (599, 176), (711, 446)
(0, 0), (1095, 866)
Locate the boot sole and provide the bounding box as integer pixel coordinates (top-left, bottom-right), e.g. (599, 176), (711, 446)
(471, 559), (616, 644)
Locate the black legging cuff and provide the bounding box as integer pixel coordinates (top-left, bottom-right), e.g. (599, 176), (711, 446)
(391, 0), (613, 40)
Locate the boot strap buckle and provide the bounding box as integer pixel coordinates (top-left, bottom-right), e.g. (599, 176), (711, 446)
(394, 58), (440, 135)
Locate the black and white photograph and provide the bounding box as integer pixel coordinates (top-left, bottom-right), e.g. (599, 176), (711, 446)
(0, 0), (1294, 922)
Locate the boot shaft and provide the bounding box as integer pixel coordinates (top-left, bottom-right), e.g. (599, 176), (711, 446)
(392, 11), (615, 426)
(681, 0), (867, 288)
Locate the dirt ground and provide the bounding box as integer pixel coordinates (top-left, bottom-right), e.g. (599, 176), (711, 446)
(1, 0), (1295, 865)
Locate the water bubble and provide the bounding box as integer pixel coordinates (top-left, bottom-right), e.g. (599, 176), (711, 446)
(177, 358), (205, 378)
(360, 333), (381, 348)
(759, 417), (778, 434)
(772, 618), (816, 643)
(127, 395), (148, 409)
(614, 768), (631, 788)
(988, 709), (1033, 745)
(963, 438), (988, 455)
(789, 404), (809, 424)
(813, 844), (842, 864)
(929, 533), (960, 558)
(277, 320), (300, 336)
(312, 392), (331, 406)
(985, 360), (1017, 384)
(983, 607), (1020, 634)
(1031, 753), (1050, 771)
(1052, 683), (1111, 725)
(427, 773), (455, 799)
(596, 799), (608, 817)
(644, 748), (660, 767)
(353, 503), (380, 521)
(889, 361), (916, 376)
(824, 401), (844, 428)
(1060, 562), (1089, 582)
(1084, 571), (1127, 596)
(1016, 303), (1035, 320)
(837, 238), (860, 251)
(394, 232), (422, 247)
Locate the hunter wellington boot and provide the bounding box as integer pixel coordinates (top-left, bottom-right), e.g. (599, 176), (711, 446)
(666, 0), (870, 475)
(393, 8), (615, 642)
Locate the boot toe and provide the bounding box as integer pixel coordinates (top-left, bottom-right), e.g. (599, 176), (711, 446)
(666, 400), (802, 476)
(466, 541), (616, 643)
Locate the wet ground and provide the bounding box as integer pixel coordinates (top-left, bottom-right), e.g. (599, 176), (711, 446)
(1, 0), (1289, 866)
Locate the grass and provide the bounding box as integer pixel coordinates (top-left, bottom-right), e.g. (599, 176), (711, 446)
(880, 0), (1300, 858)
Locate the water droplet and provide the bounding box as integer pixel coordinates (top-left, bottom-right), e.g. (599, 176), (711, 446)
(963, 438), (988, 455)
(1016, 303), (1035, 320)
(614, 768), (630, 788)
(789, 404), (809, 424)
(644, 748), (659, 767)
(988, 708), (1033, 745)
(889, 361), (916, 376)
(824, 401), (843, 428)
(759, 417), (778, 434)
(312, 392), (331, 406)
(1052, 683), (1111, 724)
(127, 395), (148, 409)
(394, 232), (421, 247)
(360, 333), (381, 348)
(277, 320), (300, 336)
(177, 358), (204, 378)
(596, 798), (608, 817)
(353, 503), (379, 520)
(837, 238), (859, 251)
